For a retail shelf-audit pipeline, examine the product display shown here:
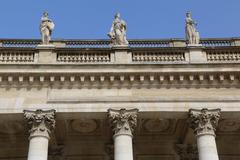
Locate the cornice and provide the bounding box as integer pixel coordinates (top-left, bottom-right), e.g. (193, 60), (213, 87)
(0, 71), (238, 88)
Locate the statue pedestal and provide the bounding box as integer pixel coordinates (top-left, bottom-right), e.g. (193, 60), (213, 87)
(187, 45), (207, 63)
(111, 45), (131, 64)
(36, 44), (56, 63)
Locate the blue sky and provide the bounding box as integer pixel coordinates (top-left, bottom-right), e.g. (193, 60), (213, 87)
(0, 0), (239, 39)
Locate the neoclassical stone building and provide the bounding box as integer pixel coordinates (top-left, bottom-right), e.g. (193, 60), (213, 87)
(0, 11), (240, 160)
(0, 37), (240, 160)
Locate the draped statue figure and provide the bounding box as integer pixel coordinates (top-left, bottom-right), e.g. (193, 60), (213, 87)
(40, 12), (55, 45)
(185, 12), (200, 45)
(108, 13), (129, 46)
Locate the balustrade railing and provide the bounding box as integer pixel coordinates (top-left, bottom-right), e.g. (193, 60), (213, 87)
(0, 50), (35, 63)
(132, 50), (186, 62)
(206, 49), (240, 62)
(57, 51), (111, 63)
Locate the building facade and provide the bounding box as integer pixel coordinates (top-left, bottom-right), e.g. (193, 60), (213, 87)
(0, 38), (240, 160)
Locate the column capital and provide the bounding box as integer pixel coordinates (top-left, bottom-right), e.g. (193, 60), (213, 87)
(189, 108), (221, 137)
(108, 108), (138, 137)
(24, 109), (56, 139)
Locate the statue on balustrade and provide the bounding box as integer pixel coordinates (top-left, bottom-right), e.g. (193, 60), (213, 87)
(108, 13), (129, 46)
(185, 12), (200, 45)
(40, 12), (55, 45)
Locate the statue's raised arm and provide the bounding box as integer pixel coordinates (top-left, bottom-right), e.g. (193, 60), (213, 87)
(40, 12), (55, 45)
(108, 13), (129, 46)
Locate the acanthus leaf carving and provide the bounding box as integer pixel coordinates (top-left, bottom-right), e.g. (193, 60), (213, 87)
(189, 108), (221, 136)
(24, 109), (56, 139)
(108, 108), (138, 136)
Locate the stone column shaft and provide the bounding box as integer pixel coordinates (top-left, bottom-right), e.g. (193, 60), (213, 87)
(24, 109), (56, 160)
(189, 108), (220, 160)
(114, 134), (133, 160)
(28, 136), (49, 160)
(108, 108), (138, 160)
(197, 134), (218, 160)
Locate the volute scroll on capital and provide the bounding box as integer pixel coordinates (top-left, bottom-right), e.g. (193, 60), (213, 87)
(23, 109), (56, 139)
(108, 108), (138, 136)
(188, 108), (221, 136)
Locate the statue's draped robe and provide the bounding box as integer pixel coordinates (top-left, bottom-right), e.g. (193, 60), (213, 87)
(109, 18), (128, 45)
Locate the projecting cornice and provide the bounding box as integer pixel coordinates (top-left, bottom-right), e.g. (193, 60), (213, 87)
(0, 38), (240, 88)
(0, 68), (239, 88)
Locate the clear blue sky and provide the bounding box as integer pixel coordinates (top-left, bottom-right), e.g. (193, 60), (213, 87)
(0, 0), (239, 39)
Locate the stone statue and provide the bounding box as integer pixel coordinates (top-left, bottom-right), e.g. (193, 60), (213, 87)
(108, 13), (129, 46)
(185, 12), (200, 45)
(40, 12), (55, 45)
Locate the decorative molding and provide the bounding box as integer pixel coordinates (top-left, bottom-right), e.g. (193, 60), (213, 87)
(108, 108), (138, 136)
(23, 109), (56, 139)
(0, 72), (239, 89)
(188, 108), (221, 136)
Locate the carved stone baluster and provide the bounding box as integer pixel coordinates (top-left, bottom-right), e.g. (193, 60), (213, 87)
(108, 108), (138, 160)
(24, 109), (56, 160)
(189, 108), (220, 160)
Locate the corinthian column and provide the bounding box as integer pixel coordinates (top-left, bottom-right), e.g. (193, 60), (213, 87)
(108, 108), (138, 160)
(189, 108), (221, 160)
(24, 109), (56, 160)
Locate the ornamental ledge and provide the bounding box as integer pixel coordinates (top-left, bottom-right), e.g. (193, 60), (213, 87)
(0, 72), (238, 88)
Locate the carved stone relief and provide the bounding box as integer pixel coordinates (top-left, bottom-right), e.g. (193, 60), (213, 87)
(68, 119), (100, 135)
(218, 119), (240, 133)
(139, 119), (177, 135)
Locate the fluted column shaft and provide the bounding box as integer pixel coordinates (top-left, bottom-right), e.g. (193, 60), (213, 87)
(108, 108), (138, 160)
(189, 108), (221, 160)
(24, 109), (56, 160)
